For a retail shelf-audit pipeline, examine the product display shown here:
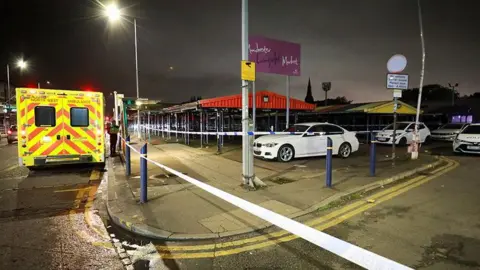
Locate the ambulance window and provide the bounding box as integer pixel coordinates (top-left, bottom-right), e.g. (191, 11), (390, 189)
(34, 106), (56, 127)
(71, 107), (89, 127)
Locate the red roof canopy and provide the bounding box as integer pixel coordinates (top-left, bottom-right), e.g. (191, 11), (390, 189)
(199, 90), (315, 110)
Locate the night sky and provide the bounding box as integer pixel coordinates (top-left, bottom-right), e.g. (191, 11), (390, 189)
(2, 0), (479, 103)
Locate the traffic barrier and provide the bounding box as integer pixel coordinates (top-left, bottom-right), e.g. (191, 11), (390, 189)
(116, 135), (411, 270)
(370, 133), (377, 177)
(326, 137), (333, 187)
(140, 143), (148, 203)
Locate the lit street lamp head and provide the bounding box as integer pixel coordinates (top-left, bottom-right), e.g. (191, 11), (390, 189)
(17, 59), (27, 70)
(105, 4), (121, 22)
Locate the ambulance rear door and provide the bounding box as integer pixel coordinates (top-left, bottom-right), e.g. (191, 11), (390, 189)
(62, 92), (101, 163)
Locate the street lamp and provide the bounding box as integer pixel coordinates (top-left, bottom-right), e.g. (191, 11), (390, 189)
(4, 58), (28, 133)
(104, 3), (141, 138)
(448, 83), (459, 106)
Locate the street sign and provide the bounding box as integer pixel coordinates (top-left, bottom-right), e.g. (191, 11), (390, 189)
(393, 89), (402, 98)
(387, 54), (407, 73)
(387, 74), (409, 90)
(241, 60), (256, 81)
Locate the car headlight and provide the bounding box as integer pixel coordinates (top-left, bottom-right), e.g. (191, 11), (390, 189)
(264, 143), (278, 148)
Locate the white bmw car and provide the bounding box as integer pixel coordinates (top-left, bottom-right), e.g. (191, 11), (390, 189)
(253, 123), (360, 162)
(453, 123), (480, 155)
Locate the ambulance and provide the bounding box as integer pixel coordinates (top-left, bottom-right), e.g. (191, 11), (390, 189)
(16, 88), (105, 167)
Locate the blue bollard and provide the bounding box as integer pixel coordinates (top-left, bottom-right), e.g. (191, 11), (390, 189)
(370, 133), (376, 177)
(140, 143), (148, 203)
(326, 137), (333, 188)
(126, 135), (131, 176)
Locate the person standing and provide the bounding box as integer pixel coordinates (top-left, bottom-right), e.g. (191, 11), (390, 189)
(109, 123), (119, 156)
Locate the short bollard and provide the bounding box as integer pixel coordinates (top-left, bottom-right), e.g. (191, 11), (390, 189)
(370, 135), (377, 177)
(125, 135), (131, 176)
(326, 137), (333, 188)
(140, 143), (148, 203)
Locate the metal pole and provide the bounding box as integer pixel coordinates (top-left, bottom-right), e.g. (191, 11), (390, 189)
(412, 0), (426, 160)
(147, 111), (151, 143)
(451, 85), (455, 106)
(126, 135), (131, 176)
(134, 18), (141, 139)
(161, 115), (164, 138)
(241, 0), (254, 187)
(5, 64), (10, 132)
(392, 97), (398, 167)
(140, 143), (148, 203)
(252, 81), (256, 131)
(370, 133), (376, 177)
(37, 82), (40, 89)
(113, 91), (119, 125)
(200, 111), (203, 148)
(326, 137), (333, 188)
(175, 113), (178, 141)
(286, 76), (290, 129)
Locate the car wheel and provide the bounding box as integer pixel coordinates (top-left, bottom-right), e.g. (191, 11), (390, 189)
(423, 136), (431, 145)
(338, 143), (352, 158)
(277, 145), (294, 162)
(399, 137), (407, 146)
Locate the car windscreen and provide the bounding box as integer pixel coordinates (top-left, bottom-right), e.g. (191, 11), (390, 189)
(383, 123), (410, 130)
(441, 123), (464, 129)
(285, 125), (310, 133)
(461, 125), (480, 134)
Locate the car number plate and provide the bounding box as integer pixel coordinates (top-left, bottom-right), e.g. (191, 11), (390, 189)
(377, 137), (386, 141)
(467, 145), (480, 150)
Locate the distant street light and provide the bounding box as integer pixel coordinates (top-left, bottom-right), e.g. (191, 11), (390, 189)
(448, 82), (459, 106)
(104, 3), (141, 138)
(16, 59), (28, 70)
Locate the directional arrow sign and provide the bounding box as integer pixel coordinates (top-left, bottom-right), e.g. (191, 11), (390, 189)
(241, 60), (256, 82)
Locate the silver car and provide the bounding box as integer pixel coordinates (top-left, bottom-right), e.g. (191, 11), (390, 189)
(431, 123), (467, 141)
(7, 125), (18, 144)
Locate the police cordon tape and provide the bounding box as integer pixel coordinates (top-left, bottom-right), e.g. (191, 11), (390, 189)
(118, 135), (412, 270)
(138, 125), (380, 136)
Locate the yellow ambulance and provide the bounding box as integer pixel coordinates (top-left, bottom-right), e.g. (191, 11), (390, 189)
(16, 88), (105, 167)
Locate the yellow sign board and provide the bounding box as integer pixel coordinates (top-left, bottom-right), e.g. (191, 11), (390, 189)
(241, 61), (256, 81)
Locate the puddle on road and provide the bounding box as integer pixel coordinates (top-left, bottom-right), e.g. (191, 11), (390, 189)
(416, 234), (480, 268)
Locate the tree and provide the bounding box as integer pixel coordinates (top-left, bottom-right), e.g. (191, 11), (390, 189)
(304, 78), (315, 104)
(400, 84), (459, 104)
(314, 96), (351, 106)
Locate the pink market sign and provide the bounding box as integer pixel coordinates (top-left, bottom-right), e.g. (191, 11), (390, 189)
(249, 36), (301, 76)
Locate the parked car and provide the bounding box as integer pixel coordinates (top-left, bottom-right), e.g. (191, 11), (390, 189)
(375, 122), (431, 145)
(7, 125), (18, 144)
(253, 122), (360, 162)
(453, 123), (480, 155)
(431, 123), (468, 141)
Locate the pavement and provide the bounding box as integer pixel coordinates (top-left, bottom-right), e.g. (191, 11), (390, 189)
(107, 134), (442, 241)
(0, 142), (125, 269)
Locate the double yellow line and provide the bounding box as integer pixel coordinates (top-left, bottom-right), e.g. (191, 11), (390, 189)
(154, 157), (459, 259)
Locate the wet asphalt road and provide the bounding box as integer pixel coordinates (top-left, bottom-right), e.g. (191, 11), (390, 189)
(111, 144), (480, 270)
(0, 141), (124, 269)
(1, 139), (479, 270)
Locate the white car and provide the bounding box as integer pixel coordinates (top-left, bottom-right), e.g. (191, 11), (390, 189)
(375, 122), (431, 145)
(453, 124), (480, 154)
(253, 123), (360, 162)
(431, 123), (468, 141)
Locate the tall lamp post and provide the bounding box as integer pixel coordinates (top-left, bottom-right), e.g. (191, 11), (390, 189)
(448, 82), (458, 106)
(4, 59), (28, 132)
(104, 3), (141, 139)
